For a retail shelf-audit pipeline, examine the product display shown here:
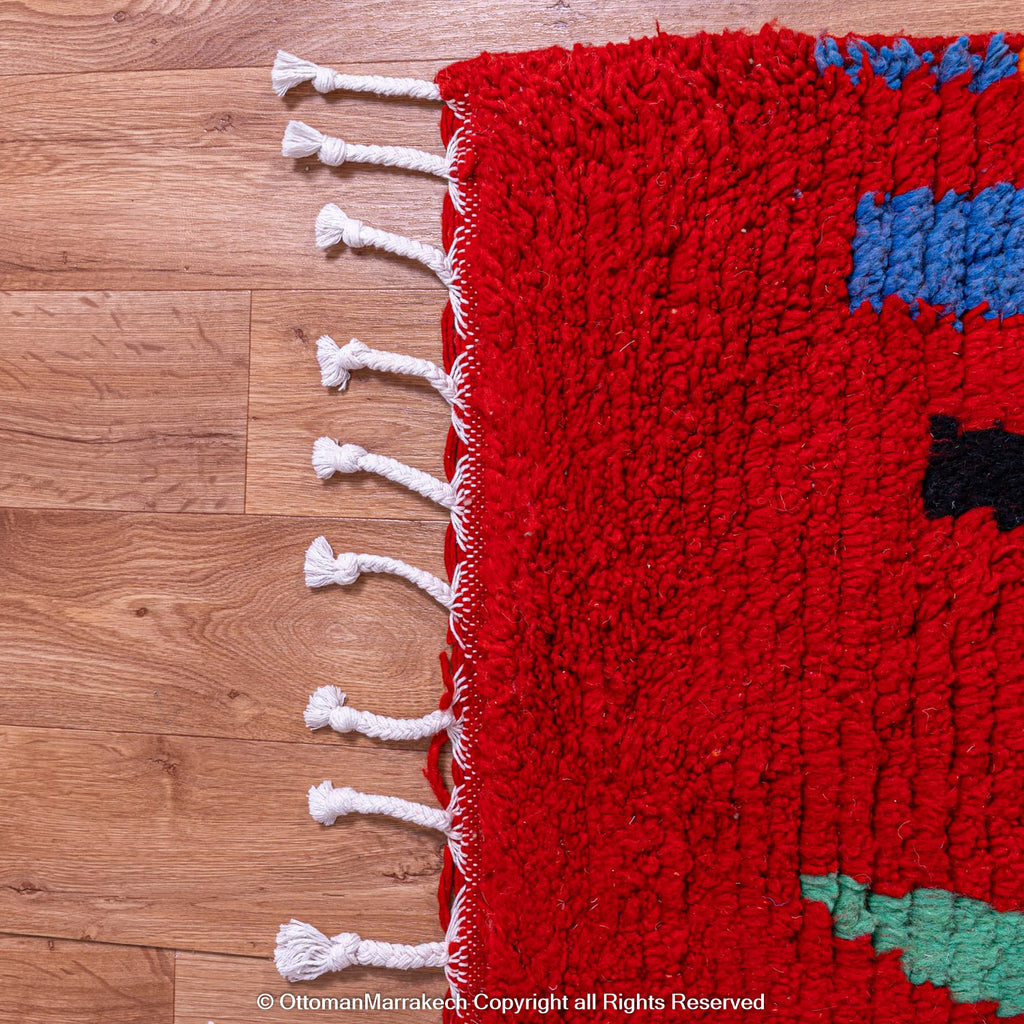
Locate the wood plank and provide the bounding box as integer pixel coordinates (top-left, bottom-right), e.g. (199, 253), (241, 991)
(174, 951), (448, 1024)
(0, 727), (447, 955)
(0, 291), (248, 513)
(0, 935), (173, 1024)
(0, 509), (449, 741)
(246, 290), (450, 519)
(0, 0), (1019, 74)
(0, 67), (445, 290)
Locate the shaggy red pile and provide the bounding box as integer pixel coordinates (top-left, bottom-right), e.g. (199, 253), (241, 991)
(431, 26), (1024, 1023)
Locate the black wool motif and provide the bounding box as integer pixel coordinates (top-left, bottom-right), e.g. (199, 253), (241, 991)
(923, 415), (1024, 531)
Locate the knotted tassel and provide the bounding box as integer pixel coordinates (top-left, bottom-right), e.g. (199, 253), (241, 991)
(275, 919), (448, 982)
(315, 205), (452, 285)
(304, 536), (453, 609)
(308, 780), (454, 833)
(315, 335), (460, 404)
(282, 121), (449, 177)
(312, 438), (458, 510)
(305, 685), (455, 741)
(272, 51), (442, 101)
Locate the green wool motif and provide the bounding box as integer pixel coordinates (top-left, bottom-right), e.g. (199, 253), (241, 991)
(801, 873), (1024, 1017)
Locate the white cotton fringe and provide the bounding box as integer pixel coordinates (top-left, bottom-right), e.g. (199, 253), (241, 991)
(275, 47), (474, 997)
(308, 781), (454, 834)
(282, 120), (450, 177)
(315, 204), (453, 286)
(303, 536), (455, 610)
(275, 920), (448, 982)
(272, 50), (442, 101)
(315, 335), (462, 405)
(306, 685), (455, 740)
(274, 885), (466, 983)
(312, 438), (458, 509)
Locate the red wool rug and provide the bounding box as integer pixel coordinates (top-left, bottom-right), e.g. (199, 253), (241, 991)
(272, 26), (1024, 1023)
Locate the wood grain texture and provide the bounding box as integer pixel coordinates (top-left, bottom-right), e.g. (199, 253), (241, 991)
(0, 67), (445, 291)
(0, 0), (1022, 74)
(0, 291), (248, 512)
(0, 727), (446, 954)
(0, 508), (449, 741)
(0, 936), (173, 1024)
(174, 952), (448, 1024)
(246, 290), (450, 518)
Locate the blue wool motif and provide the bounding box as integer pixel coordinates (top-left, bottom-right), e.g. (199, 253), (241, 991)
(816, 33), (1017, 91)
(849, 184), (1024, 324)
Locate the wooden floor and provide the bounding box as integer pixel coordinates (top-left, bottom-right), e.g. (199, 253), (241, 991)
(0, 2), (1018, 1021)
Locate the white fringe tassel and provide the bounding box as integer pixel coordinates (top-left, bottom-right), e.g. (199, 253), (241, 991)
(272, 53), (469, 995)
(308, 780), (453, 833)
(305, 685), (455, 740)
(304, 536), (453, 609)
(315, 204), (452, 285)
(315, 335), (460, 404)
(312, 437), (458, 510)
(272, 50), (442, 101)
(282, 120), (449, 177)
(275, 919), (448, 982)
